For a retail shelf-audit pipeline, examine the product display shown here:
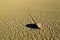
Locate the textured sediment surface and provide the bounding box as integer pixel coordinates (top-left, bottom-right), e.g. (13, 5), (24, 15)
(0, 0), (60, 40)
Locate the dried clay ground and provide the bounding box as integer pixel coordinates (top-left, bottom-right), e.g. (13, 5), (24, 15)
(0, 0), (60, 40)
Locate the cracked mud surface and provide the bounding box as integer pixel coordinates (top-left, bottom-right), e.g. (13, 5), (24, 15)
(0, 0), (60, 40)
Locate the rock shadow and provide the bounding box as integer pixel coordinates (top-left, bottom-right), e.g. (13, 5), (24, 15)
(26, 23), (40, 29)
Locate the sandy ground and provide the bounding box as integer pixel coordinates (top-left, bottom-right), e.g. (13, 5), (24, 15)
(0, 0), (60, 40)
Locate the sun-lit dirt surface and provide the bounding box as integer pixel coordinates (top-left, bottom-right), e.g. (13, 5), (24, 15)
(0, 0), (60, 40)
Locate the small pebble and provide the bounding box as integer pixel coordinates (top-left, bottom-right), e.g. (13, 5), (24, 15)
(36, 23), (44, 30)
